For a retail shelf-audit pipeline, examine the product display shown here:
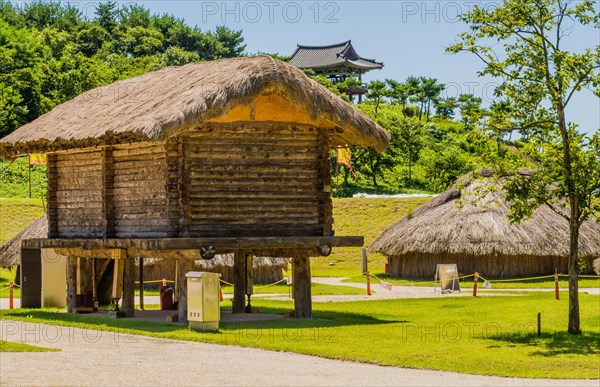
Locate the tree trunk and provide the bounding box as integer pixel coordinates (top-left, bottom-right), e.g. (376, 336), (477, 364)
(568, 219), (581, 334)
(556, 98), (580, 335)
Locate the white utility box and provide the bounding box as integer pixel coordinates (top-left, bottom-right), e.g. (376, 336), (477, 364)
(185, 271), (221, 331)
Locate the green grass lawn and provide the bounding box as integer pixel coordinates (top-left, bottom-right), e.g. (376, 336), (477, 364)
(344, 273), (600, 289)
(2, 293), (598, 379)
(0, 198), (45, 245)
(0, 340), (60, 352)
(313, 197), (430, 277)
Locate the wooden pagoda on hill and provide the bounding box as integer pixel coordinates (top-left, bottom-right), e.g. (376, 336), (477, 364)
(289, 40), (383, 102)
(0, 56), (390, 321)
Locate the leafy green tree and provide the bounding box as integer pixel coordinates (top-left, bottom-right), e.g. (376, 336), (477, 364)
(384, 79), (411, 114)
(435, 97), (458, 118)
(457, 94), (484, 129)
(119, 26), (164, 57)
(163, 46), (200, 66)
(95, 1), (119, 34)
(214, 25), (246, 57)
(366, 80), (386, 115)
(397, 118), (425, 181)
(120, 4), (151, 29)
(421, 77), (444, 121)
(449, 0), (600, 334)
(76, 24), (111, 56)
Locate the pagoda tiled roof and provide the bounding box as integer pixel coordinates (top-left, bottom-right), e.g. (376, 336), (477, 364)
(289, 40), (383, 71)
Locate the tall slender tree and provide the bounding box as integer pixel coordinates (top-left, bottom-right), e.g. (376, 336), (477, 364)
(449, 0), (600, 334)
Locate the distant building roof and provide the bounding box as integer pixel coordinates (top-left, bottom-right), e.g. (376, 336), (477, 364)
(289, 40), (383, 72)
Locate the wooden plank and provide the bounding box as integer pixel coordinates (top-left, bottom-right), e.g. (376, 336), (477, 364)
(187, 165), (319, 175)
(114, 210), (167, 219)
(112, 144), (165, 157)
(114, 219), (168, 227)
(112, 159), (165, 170)
(293, 254), (312, 318)
(185, 159), (318, 167)
(112, 198), (167, 207)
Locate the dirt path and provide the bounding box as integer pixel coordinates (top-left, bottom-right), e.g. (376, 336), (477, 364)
(1, 320), (595, 387)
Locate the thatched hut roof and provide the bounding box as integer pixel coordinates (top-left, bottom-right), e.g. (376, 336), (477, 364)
(0, 56), (390, 157)
(369, 172), (600, 258)
(1, 215), (47, 267)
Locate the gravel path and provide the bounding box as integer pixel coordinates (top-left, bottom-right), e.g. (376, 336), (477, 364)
(1, 320), (596, 387)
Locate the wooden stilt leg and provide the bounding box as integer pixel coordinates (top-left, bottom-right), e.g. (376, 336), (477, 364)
(67, 256), (77, 313)
(139, 257), (144, 310)
(293, 254), (312, 318)
(121, 257), (135, 317)
(177, 258), (193, 323)
(232, 251), (246, 313)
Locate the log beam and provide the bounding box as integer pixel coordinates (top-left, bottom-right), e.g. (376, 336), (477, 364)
(293, 254), (312, 318)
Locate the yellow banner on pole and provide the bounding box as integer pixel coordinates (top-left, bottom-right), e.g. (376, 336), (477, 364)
(29, 154), (47, 165)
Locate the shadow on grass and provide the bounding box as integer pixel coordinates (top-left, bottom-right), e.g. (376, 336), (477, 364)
(0, 306), (403, 337)
(487, 331), (600, 356)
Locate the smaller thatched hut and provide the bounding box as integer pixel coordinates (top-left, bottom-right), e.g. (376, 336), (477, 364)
(0, 216), (47, 268)
(0, 216), (289, 285)
(138, 256), (288, 285)
(370, 171), (600, 278)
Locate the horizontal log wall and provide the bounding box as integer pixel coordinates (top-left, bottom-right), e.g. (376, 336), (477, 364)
(180, 124), (325, 237)
(112, 143), (169, 238)
(47, 142), (169, 239)
(48, 150), (104, 238)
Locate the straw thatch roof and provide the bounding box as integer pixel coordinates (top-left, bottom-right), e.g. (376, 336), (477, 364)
(369, 172), (600, 259)
(1, 215), (47, 267)
(0, 56), (390, 157)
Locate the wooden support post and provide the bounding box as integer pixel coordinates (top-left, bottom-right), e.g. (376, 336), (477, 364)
(139, 257), (144, 310)
(232, 251), (246, 313)
(92, 258), (98, 311)
(112, 258), (125, 307)
(177, 258), (194, 324)
(121, 257), (135, 317)
(67, 256), (77, 313)
(473, 272), (479, 297)
(245, 254), (254, 312)
(293, 254), (312, 318)
(554, 272), (560, 300)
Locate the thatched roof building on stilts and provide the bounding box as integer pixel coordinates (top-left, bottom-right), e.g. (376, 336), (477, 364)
(370, 171), (600, 278)
(0, 56), (389, 320)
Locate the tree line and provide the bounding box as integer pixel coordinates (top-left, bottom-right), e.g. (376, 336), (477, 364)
(0, 0), (245, 137)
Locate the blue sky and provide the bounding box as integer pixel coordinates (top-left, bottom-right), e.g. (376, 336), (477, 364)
(73, 1), (600, 134)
